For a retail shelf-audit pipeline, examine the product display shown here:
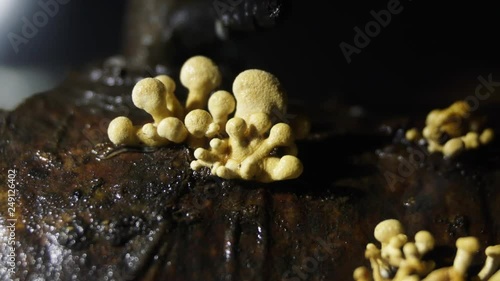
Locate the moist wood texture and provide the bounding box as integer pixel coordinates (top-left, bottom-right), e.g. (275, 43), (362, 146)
(1, 63), (499, 281)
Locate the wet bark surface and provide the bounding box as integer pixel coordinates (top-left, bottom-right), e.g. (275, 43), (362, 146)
(0, 61), (499, 281)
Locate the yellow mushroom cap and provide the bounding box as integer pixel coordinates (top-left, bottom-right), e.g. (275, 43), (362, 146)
(225, 117), (247, 140)
(208, 90), (236, 123)
(108, 116), (135, 145)
(157, 117), (188, 143)
(268, 155), (303, 181)
(449, 100), (471, 116)
(485, 245), (500, 257)
(180, 55), (221, 90)
(181, 55), (222, 111)
(155, 75), (176, 92)
(365, 243), (381, 259)
(249, 112), (273, 136)
(353, 267), (371, 281)
(184, 109), (218, 138)
(267, 123), (294, 146)
(141, 123), (157, 138)
(414, 230), (435, 255)
(462, 132), (480, 149)
(132, 77), (171, 123)
(405, 128), (421, 142)
(403, 242), (419, 257)
(232, 69), (287, 122)
(374, 219), (405, 245)
(456, 236), (480, 253)
(426, 109), (441, 125)
(480, 128), (494, 144)
(443, 138), (465, 157)
(132, 78), (165, 112)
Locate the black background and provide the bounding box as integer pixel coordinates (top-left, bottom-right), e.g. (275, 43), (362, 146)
(2, 0), (500, 113)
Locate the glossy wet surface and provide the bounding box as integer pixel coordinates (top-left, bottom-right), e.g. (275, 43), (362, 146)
(0, 61), (499, 281)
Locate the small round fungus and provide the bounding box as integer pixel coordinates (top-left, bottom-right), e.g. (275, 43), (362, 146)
(232, 69), (286, 123)
(157, 117), (188, 143)
(374, 219), (405, 246)
(108, 116), (136, 145)
(480, 128), (494, 144)
(443, 138), (465, 158)
(181, 55), (222, 111)
(353, 266), (371, 281)
(184, 109), (220, 138)
(406, 128), (421, 142)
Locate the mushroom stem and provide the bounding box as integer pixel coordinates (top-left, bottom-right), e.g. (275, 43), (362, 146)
(185, 88), (210, 111)
(155, 75), (184, 119)
(453, 237), (480, 276)
(365, 243), (386, 281)
(477, 245), (500, 281)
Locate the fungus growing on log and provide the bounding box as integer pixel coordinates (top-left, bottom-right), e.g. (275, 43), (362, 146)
(107, 56), (308, 182)
(354, 219), (500, 281)
(189, 69), (304, 182)
(405, 101), (494, 157)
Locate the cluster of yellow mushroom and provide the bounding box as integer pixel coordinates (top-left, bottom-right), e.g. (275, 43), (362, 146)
(107, 55), (307, 182)
(405, 101), (494, 157)
(107, 56), (220, 147)
(354, 219), (500, 281)
(189, 69), (303, 182)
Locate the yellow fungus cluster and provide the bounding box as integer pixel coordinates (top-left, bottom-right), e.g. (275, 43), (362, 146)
(354, 219), (500, 281)
(107, 56), (308, 182)
(190, 69), (303, 182)
(108, 56), (221, 147)
(405, 101), (494, 157)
